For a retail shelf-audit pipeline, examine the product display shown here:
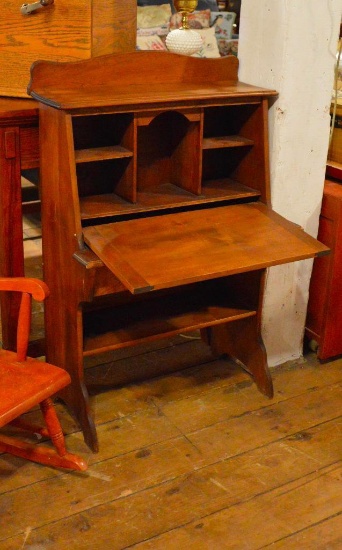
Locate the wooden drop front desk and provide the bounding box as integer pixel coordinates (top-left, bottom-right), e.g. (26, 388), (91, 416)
(4, 51), (324, 452)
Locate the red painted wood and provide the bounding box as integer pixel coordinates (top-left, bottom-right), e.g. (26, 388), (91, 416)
(0, 277), (87, 471)
(306, 179), (342, 360)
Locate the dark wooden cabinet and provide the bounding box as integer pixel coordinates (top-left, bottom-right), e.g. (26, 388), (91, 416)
(0, 98), (39, 352)
(28, 51), (327, 451)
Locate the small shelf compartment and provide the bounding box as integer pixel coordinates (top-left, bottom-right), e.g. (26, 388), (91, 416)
(137, 110), (201, 197)
(202, 103), (268, 200)
(203, 104), (260, 139)
(73, 113), (136, 203)
(82, 279), (257, 356)
(76, 157), (135, 204)
(72, 113), (134, 150)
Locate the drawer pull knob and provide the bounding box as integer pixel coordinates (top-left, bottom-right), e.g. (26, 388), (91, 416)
(20, 0), (54, 15)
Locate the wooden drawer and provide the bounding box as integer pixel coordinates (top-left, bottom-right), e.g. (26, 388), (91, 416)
(0, 0), (136, 98)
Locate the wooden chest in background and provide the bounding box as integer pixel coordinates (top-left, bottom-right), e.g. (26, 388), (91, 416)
(0, 0), (137, 97)
(306, 179), (342, 360)
(328, 100), (342, 165)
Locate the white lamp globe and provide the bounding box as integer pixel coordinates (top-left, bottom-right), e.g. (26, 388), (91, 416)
(166, 28), (203, 56)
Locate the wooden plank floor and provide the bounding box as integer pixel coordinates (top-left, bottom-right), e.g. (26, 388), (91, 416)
(0, 210), (342, 549)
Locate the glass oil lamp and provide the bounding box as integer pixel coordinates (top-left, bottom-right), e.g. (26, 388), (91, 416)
(165, 0), (203, 56)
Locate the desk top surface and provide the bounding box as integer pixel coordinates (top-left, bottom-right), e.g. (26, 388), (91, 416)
(0, 97), (38, 124)
(0, 97), (37, 113)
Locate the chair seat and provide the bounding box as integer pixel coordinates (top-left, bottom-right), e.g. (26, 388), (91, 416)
(0, 350), (71, 428)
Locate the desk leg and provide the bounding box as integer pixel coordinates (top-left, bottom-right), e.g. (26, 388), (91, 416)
(207, 316), (274, 398)
(44, 292), (99, 453)
(0, 127), (25, 350)
(203, 269), (274, 398)
(58, 378), (98, 453)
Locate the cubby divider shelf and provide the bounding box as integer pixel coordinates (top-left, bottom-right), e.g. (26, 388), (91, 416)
(202, 136), (254, 149)
(75, 145), (133, 163)
(79, 180), (261, 221)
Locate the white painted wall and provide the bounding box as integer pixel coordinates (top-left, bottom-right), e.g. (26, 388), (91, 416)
(238, 0), (342, 366)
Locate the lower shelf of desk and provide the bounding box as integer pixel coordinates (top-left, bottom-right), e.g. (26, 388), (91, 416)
(82, 279), (256, 356)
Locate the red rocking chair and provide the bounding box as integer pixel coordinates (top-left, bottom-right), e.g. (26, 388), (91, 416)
(0, 278), (87, 471)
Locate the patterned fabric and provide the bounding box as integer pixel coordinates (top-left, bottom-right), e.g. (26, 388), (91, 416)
(210, 11), (236, 39)
(191, 27), (221, 58)
(170, 9), (211, 30)
(136, 34), (168, 50)
(137, 0), (219, 12)
(216, 38), (238, 57)
(210, 11), (236, 56)
(137, 4), (172, 28)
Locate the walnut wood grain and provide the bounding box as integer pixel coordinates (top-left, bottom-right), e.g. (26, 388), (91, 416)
(202, 136), (254, 149)
(83, 203), (328, 295)
(78, 181), (261, 220)
(28, 52), (277, 111)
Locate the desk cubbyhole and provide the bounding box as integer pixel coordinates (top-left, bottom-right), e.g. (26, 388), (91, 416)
(201, 146), (262, 203)
(203, 104), (258, 141)
(137, 111), (201, 201)
(73, 113), (136, 216)
(76, 157), (135, 220)
(72, 113), (134, 152)
(202, 103), (267, 198)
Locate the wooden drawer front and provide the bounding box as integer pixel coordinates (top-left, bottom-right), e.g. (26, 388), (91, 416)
(0, 0), (136, 97)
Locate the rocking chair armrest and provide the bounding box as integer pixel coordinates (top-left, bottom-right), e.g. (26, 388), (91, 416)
(0, 278), (49, 302)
